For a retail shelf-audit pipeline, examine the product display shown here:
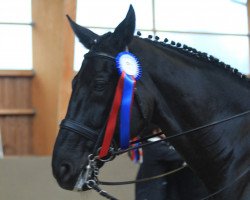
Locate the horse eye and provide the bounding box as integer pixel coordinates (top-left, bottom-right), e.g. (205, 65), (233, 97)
(94, 80), (107, 91)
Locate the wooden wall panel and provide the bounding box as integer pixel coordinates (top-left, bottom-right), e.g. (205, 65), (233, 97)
(57, 0), (76, 121)
(0, 117), (32, 155)
(0, 78), (32, 109)
(0, 72), (34, 155)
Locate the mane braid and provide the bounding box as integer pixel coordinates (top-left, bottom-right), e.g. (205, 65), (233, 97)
(135, 33), (250, 83)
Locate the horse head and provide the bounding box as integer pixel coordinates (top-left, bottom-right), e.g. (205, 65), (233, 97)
(52, 5), (250, 198)
(52, 5), (153, 191)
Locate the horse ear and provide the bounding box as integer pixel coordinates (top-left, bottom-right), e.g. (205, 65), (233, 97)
(112, 5), (136, 49)
(66, 15), (99, 49)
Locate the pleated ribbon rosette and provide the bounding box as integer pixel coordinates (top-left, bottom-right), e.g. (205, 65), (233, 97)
(99, 52), (141, 158)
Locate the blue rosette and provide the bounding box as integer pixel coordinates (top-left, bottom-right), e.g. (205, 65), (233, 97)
(116, 52), (142, 80)
(115, 52), (142, 149)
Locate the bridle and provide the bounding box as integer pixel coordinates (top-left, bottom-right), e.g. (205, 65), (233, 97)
(60, 51), (250, 200)
(61, 50), (149, 157)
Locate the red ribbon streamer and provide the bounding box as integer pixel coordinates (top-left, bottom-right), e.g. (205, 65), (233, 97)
(98, 72), (125, 158)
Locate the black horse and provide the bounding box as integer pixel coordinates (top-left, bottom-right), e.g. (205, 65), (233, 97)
(52, 6), (250, 200)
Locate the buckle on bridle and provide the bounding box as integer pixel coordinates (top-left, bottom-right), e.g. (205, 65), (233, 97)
(97, 147), (116, 162)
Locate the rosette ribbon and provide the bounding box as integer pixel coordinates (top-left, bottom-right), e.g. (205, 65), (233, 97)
(99, 52), (141, 158)
(129, 137), (143, 163)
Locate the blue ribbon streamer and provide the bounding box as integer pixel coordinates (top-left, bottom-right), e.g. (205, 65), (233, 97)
(120, 74), (135, 149)
(134, 145), (140, 162)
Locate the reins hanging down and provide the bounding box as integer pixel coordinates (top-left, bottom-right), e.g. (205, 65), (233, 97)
(81, 153), (187, 200)
(98, 163), (187, 186)
(83, 151), (250, 200)
(87, 109), (250, 200)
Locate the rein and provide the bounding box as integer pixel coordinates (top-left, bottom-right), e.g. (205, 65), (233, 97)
(84, 154), (249, 200)
(60, 51), (250, 200)
(112, 109), (250, 156)
(98, 163), (187, 186)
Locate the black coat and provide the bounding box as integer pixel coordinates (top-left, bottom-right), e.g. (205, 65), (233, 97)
(135, 141), (209, 200)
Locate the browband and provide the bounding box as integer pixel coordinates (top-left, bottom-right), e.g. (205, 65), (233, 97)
(84, 52), (116, 61)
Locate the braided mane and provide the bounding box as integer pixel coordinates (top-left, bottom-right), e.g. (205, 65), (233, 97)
(135, 31), (250, 82)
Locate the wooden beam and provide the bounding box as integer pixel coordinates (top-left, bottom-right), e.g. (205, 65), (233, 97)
(0, 109), (35, 116)
(0, 70), (34, 77)
(32, 0), (76, 155)
(57, 0), (76, 122)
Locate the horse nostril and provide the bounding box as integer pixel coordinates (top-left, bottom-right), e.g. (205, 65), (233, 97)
(59, 163), (72, 179)
(55, 162), (76, 190)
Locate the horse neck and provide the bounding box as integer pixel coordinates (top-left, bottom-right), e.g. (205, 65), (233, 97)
(130, 38), (250, 191)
